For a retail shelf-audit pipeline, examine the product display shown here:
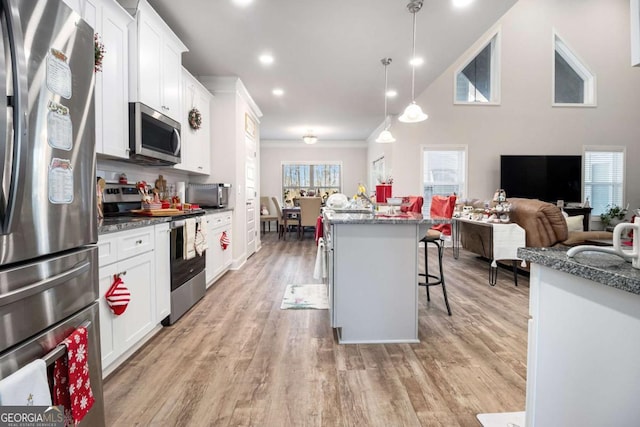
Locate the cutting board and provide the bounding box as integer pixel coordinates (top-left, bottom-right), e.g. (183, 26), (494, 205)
(131, 209), (183, 217)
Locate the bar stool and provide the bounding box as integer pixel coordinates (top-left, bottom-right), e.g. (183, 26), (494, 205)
(419, 231), (451, 315)
(418, 195), (456, 316)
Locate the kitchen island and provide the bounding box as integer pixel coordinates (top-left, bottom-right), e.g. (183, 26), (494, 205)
(323, 211), (448, 344)
(518, 247), (640, 427)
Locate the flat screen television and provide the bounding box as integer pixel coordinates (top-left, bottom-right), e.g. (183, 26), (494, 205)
(500, 155), (582, 203)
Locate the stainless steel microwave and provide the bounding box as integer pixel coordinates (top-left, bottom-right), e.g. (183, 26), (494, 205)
(129, 102), (181, 165)
(187, 183), (231, 208)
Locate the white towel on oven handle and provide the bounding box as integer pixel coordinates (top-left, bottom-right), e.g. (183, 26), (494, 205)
(0, 359), (52, 406)
(313, 237), (327, 279)
(184, 218), (197, 260)
(194, 221), (208, 256)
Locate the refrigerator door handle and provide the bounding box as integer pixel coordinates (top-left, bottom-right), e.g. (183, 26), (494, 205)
(0, 260), (90, 307)
(0, 5), (9, 225)
(1, 0), (28, 235)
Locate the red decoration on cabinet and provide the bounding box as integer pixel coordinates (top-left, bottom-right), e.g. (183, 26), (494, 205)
(105, 274), (130, 315)
(220, 231), (230, 250)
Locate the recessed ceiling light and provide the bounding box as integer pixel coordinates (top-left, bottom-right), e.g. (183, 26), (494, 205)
(386, 89), (397, 98)
(409, 57), (424, 67)
(232, 0), (253, 7)
(259, 54), (274, 65)
(452, 0), (473, 8)
(272, 88), (284, 96)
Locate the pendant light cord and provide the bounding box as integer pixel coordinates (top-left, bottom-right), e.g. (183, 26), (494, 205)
(383, 61), (389, 121)
(410, 10), (417, 102)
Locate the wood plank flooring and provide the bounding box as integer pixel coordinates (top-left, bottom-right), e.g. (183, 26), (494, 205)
(103, 232), (529, 426)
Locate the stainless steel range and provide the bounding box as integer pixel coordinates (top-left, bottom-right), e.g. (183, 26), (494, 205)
(102, 183), (206, 325)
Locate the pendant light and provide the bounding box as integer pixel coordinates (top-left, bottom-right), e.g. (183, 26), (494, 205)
(375, 58), (396, 143)
(399, 0), (428, 123)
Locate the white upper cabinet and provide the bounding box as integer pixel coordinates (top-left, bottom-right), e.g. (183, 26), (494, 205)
(97, 1), (133, 158)
(175, 68), (212, 175)
(70, 0), (132, 159)
(128, 0), (187, 122)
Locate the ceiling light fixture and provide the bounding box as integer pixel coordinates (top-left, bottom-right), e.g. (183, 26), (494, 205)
(272, 88), (284, 96)
(409, 57), (424, 67)
(302, 132), (318, 145)
(375, 58), (396, 143)
(399, 0), (428, 123)
(386, 89), (398, 98)
(259, 54), (274, 65)
(232, 0), (253, 7)
(452, 0), (473, 8)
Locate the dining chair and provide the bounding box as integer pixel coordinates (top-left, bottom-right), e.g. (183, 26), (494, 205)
(271, 197), (286, 239)
(298, 197), (322, 239)
(418, 194), (457, 315)
(259, 196), (278, 234)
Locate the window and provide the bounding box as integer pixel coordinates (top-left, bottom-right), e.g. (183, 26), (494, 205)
(554, 34), (596, 106)
(422, 146), (467, 215)
(455, 32), (500, 104)
(583, 147), (625, 216)
(371, 156), (385, 191)
(282, 162), (341, 200)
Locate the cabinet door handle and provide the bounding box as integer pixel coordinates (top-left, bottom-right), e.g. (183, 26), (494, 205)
(136, 239), (143, 245)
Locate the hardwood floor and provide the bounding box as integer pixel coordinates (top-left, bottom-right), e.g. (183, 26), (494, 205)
(103, 232), (529, 426)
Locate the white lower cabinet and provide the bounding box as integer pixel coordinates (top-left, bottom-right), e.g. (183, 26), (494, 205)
(117, 251), (155, 349)
(98, 223), (170, 377)
(205, 212), (233, 287)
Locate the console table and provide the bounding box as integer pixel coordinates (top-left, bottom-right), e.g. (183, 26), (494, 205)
(453, 218), (526, 286)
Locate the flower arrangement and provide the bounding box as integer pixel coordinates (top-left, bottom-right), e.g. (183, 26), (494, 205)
(600, 204), (628, 226)
(94, 33), (105, 73)
(188, 107), (202, 130)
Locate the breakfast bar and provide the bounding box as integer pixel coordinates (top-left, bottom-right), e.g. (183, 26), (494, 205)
(323, 210), (449, 344)
(518, 247), (640, 427)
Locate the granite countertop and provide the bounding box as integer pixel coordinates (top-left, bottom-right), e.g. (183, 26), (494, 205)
(98, 207), (234, 235)
(518, 247), (640, 296)
(98, 216), (171, 234)
(324, 211), (451, 225)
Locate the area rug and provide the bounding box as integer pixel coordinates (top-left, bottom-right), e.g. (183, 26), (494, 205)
(476, 411), (525, 427)
(280, 284), (329, 310)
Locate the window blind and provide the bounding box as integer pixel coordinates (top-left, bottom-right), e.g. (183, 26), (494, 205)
(583, 149), (624, 216)
(423, 148), (466, 215)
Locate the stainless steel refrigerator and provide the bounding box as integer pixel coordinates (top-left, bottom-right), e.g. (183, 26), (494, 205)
(0, 0), (104, 424)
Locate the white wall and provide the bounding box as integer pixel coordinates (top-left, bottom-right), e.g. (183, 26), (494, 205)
(260, 141), (368, 202)
(379, 0), (640, 211)
(97, 158), (188, 189)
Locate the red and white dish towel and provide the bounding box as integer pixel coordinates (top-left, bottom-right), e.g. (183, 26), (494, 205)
(220, 231), (230, 250)
(315, 215), (323, 245)
(105, 274), (130, 316)
(195, 221), (208, 256)
(53, 326), (95, 424)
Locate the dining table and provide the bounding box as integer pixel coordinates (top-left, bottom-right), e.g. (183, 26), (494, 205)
(282, 206), (301, 240)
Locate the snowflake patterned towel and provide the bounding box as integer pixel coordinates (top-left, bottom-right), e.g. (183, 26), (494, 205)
(53, 326), (95, 424)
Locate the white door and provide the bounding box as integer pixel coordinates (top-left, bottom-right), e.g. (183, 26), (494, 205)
(245, 132), (257, 257)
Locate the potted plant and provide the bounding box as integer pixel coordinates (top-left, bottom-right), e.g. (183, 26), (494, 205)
(600, 204), (628, 227)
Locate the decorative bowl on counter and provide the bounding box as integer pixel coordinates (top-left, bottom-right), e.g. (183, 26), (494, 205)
(326, 193), (349, 209)
(386, 197), (403, 206)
